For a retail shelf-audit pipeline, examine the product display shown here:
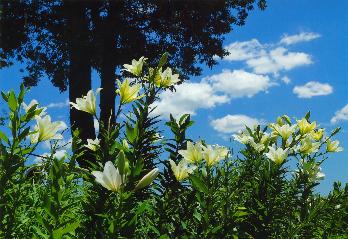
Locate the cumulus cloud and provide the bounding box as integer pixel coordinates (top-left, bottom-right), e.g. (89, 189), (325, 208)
(331, 104), (348, 124)
(223, 34), (316, 76)
(152, 82), (229, 118)
(153, 33), (321, 119)
(210, 114), (263, 134)
(246, 47), (312, 75)
(46, 99), (69, 109)
(224, 39), (265, 61)
(293, 81), (333, 98)
(204, 70), (274, 98)
(280, 32), (321, 45)
(153, 69), (274, 118)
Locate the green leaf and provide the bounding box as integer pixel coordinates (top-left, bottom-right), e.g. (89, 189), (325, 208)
(1, 91), (8, 101)
(158, 52), (170, 68)
(305, 111), (311, 120)
(159, 235), (170, 239)
(18, 126), (30, 142)
(117, 150), (127, 176)
(18, 83), (26, 104)
(190, 175), (209, 194)
(211, 225), (222, 234)
(8, 91), (18, 112)
(52, 222), (80, 239)
(125, 123), (138, 143)
(331, 127), (341, 137)
(282, 115), (291, 124)
(179, 114), (190, 125)
(193, 209), (202, 221)
(0, 130), (10, 145)
(32, 226), (49, 239)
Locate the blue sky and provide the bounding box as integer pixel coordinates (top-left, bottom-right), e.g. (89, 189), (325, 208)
(1, 0), (347, 193)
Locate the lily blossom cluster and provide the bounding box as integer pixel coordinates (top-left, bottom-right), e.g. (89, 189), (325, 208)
(233, 114), (344, 181)
(123, 56), (180, 88)
(170, 141), (229, 181)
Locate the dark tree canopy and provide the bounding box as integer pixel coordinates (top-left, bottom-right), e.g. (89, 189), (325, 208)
(1, 0), (266, 87)
(0, 0), (266, 168)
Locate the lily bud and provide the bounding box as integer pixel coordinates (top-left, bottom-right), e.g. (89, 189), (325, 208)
(134, 168), (159, 191)
(117, 150), (128, 176)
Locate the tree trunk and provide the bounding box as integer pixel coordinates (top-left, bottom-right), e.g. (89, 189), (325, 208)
(99, 3), (117, 130)
(66, 1), (95, 169)
(99, 47), (116, 129)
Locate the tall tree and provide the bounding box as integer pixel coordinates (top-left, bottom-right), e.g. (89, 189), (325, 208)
(0, 0), (267, 167)
(0, 0), (96, 168)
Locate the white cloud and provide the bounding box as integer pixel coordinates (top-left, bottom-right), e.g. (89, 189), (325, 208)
(154, 32), (321, 119)
(281, 76), (291, 84)
(46, 99), (69, 108)
(331, 104), (348, 124)
(223, 35), (315, 76)
(204, 70), (274, 98)
(293, 81), (333, 98)
(280, 32), (321, 45)
(224, 39), (265, 61)
(152, 82), (229, 118)
(153, 69), (274, 118)
(210, 114), (263, 134)
(246, 47), (312, 75)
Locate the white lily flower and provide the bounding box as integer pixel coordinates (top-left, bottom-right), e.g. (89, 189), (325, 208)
(30, 115), (64, 143)
(70, 88), (102, 115)
(158, 67), (180, 87)
(22, 99), (47, 116)
(134, 168), (159, 190)
(311, 129), (324, 141)
(297, 118), (316, 135)
(123, 56), (147, 76)
(326, 139), (343, 152)
(297, 137), (320, 154)
(271, 124), (297, 140)
(233, 131), (252, 144)
(169, 159), (196, 181)
(264, 145), (289, 165)
(202, 144), (229, 167)
(178, 141), (203, 164)
(85, 138), (100, 151)
(249, 138), (265, 153)
(260, 133), (271, 145)
(91, 161), (124, 192)
(116, 79), (144, 104)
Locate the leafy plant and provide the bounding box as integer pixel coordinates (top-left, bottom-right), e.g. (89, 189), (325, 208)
(0, 56), (347, 238)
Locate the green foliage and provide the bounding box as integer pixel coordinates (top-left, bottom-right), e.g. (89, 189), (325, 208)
(0, 57), (347, 239)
